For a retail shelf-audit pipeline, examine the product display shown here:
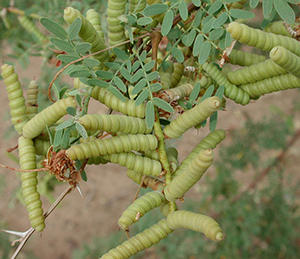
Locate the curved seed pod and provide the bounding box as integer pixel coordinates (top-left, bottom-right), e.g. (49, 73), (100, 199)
(164, 149), (213, 201)
(26, 80), (39, 119)
(118, 191), (166, 230)
(79, 114), (151, 134)
(159, 63), (174, 90)
(170, 63), (184, 88)
(270, 46), (300, 78)
(163, 97), (221, 139)
(228, 49), (266, 66)
(163, 83), (194, 102)
(174, 129), (225, 177)
(240, 73), (300, 99)
(227, 59), (286, 85)
(202, 62), (250, 105)
(129, 0), (146, 13)
(126, 170), (164, 190)
(66, 134), (158, 160)
(19, 136), (45, 232)
(86, 9), (105, 43)
(34, 139), (50, 156)
(18, 16), (48, 43)
(22, 97), (76, 139)
(167, 210), (223, 241)
(107, 0), (127, 48)
(91, 86), (145, 118)
(64, 7), (108, 63)
(100, 219), (172, 259)
(264, 21), (291, 37)
(1, 64), (28, 134)
(167, 147), (179, 172)
(79, 137), (108, 165)
(104, 152), (162, 176)
(227, 22), (300, 56)
(144, 150), (160, 160)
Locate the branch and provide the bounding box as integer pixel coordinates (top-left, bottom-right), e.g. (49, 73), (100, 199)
(11, 186), (73, 259)
(48, 33), (150, 102)
(230, 129), (300, 203)
(0, 162), (48, 173)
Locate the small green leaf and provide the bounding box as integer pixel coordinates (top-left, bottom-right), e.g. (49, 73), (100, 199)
(179, 1), (188, 21)
(87, 79), (109, 87)
(143, 4), (168, 16)
(193, 10), (204, 27)
(182, 29), (197, 47)
(147, 71), (159, 81)
(135, 89), (149, 105)
(68, 17), (82, 39)
(61, 128), (71, 149)
(40, 18), (67, 39)
(209, 28), (225, 41)
(113, 48), (129, 61)
(120, 67), (131, 81)
(200, 85), (215, 102)
(75, 122), (88, 138)
(209, 111), (218, 132)
(131, 69), (144, 83)
(171, 48), (184, 63)
(189, 82), (201, 103)
(193, 34), (204, 57)
(66, 107), (77, 116)
(76, 42), (91, 55)
(81, 170), (88, 181)
(113, 77), (127, 92)
(202, 16), (215, 33)
(132, 79), (147, 95)
(50, 38), (74, 53)
(208, 0), (222, 14)
(215, 85), (224, 100)
(69, 70), (90, 78)
(137, 17), (153, 26)
(96, 70), (114, 80)
(104, 62), (121, 70)
(213, 12), (228, 28)
(274, 0), (295, 24)
(83, 58), (100, 68)
(150, 83), (162, 92)
(57, 55), (79, 63)
(153, 97), (174, 113)
(107, 85), (127, 102)
(53, 129), (63, 148)
(250, 0), (259, 8)
(262, 0), (274, 19)
(132, 61), (141, 72)
(192, 0), (202, 7)
(229, 9), (255, 19)
(198, 41), (211, 64)
(145, 101), (155, 129)
(144, 60), (155, 72)
(225, 31), (232, 48)
(161, 10), (174, 36)
(46, 125), (53, 145)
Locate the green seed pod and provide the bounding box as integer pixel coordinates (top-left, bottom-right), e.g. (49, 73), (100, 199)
(270, 46), (300, 78)
(34, 139), (51, 156)
(100, 219), (172, 259)
(227, 59), (286, 85)
(79, 137), (108, 165)
(160, 202), (170, 217)
(66, 134), (158, 160)
(174, 130), (225, 177)
(163, 97), (221, 139)
(26, 80), (39, 119)
(18, 16), (48, 43)
(91, 86), (145, 118)
(103, 152), (162, 176)
(167, 147), (179, 172)
(240, 73), (300, 99)
(144, 150), (160, 160)
(227, 22), (300, 56)
(129, 0), (146, 13)
(264, 21), (291, 37)
(23, 97), (76, 139)
(86, 9), (105, 43)
(164, 149), (213, 201)
(202, 62), (250, 105)
(170, 63), (184, 88)
(118, 191), (166, 230)
(19, 136), (45, 232)
(1, 64), (28, 134)
(166, 210), (223, 241)
(64, 7), (108, 63)
(159, 63), (174, 90)
(107, 0), (127, 48)
(228, 49), (266, 66)
(79, 114), (151, 134)
(163, 83), (194, 102)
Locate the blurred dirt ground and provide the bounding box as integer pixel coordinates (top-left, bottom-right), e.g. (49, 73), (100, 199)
(0, 55), (300, 259)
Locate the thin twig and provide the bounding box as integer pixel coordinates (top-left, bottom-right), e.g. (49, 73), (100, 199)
(48, 33), (150, 102)
(0, 162), (48, 173)
(230, 129), (300, 203)
(11, 186), (73, 259)
(6, 7), (40, 19)
(133, 175), (146, 201)
(6, 144), (18, 153)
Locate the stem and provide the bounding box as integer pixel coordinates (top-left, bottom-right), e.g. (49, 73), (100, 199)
(6, 7), (41, 19)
